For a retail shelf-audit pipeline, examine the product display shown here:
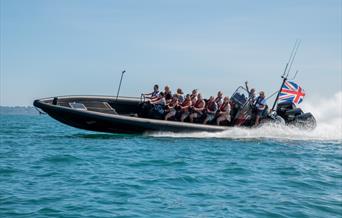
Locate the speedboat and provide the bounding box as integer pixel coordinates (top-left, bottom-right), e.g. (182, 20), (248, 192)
(33, 86), (316, 134)
(34, 40), (317, 134)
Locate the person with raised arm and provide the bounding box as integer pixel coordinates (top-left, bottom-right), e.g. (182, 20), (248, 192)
(245, 81), (256, 102)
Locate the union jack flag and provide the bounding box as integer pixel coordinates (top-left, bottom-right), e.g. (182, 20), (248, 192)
(279, 81), (305, 104)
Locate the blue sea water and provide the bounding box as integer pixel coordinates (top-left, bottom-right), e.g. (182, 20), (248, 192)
(0, 114), (341, 217)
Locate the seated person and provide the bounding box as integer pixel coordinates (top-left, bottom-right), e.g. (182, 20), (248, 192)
(253, 91), (267, 126)
(189, 93), (206, 123)
(215, 91), (224, 107)
(216, 96), (231, 125)
(176, 88), (184, 103)
(164, 95), (179, 120)
(143, 84), (160, 100)
(179, 94), (193, 122)
(150, 92), (166, 116)
(163, 85), (172, 103)
(190, 89), (198, 105)
(203, 96), (218, 124)
(150, 91), (166, 104)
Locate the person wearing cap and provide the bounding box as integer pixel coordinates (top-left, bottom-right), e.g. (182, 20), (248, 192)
(254, 91), (267, 126)
(176, 88), (184, 104)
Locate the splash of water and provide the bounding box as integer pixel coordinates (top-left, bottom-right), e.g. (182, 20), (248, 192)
(150, 91), (342, 142)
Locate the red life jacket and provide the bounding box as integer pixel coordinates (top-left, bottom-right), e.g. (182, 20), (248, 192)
(207, 100), (218, 112)
(215, 97), (222, 104)
(181, 99), (191, 107)
(168, 99), (178, 108)
(194, 99), (205, 108)
(190, 94), (197, 102)
(181, 99), (191, 112)
(220, 102), (229, 112)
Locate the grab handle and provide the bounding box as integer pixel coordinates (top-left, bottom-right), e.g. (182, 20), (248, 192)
(140, 94), (146, 103)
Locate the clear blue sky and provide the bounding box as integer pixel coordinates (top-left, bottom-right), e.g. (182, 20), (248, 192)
(1, 0), (341, 106)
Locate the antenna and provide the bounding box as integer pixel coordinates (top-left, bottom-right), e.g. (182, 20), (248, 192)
(282, 39), (298, 78)
(289, 70), (299, 80)
(286, 39), (301, 78)
(281, 63), (289, 79)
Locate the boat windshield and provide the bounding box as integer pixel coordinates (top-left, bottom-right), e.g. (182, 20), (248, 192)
(231, 86), (249, 107)
(69, 102), (87, 110)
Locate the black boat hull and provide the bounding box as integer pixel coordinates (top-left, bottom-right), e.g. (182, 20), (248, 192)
(34, 95), (316, 134)
(33, 96), (227, 134)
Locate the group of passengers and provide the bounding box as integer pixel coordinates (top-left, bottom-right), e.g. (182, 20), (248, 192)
(143, 85), (232, 125)
(144, 83), (268, 126)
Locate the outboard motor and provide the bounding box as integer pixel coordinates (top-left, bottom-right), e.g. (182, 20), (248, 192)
(276, 102), (316, 129)
(292, 112), (316, 129)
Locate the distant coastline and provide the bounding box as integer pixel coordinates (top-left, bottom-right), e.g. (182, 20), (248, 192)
(0, 106), (39, 115)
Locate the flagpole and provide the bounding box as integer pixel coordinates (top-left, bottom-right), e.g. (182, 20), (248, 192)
(270, 62), (289, 112)
(271, 76), (287, 111)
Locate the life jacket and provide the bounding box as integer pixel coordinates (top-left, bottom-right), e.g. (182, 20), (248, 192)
(254, 96), (266, 110)
(190, 94), (197, 103)
(220, 101), (230, 112)
(181, 99), (192, 111)
(176, 94), (184, 103)
(168, 99), (178, 108)
(215, 96), (222, 103)
(207, 101), (218, 113)
(194, 99), (205, 109)
(255, 96), (264, 105)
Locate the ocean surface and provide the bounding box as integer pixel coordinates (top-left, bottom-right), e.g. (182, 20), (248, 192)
(1, 112), (341, 217)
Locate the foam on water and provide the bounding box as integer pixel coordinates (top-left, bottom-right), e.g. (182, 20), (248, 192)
(150, 91), (342, 142)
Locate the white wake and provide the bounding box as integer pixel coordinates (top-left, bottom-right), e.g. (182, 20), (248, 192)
(150, 91), (342, 142)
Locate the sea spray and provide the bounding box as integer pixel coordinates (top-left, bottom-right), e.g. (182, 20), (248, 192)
(150, 91), (342, 142)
